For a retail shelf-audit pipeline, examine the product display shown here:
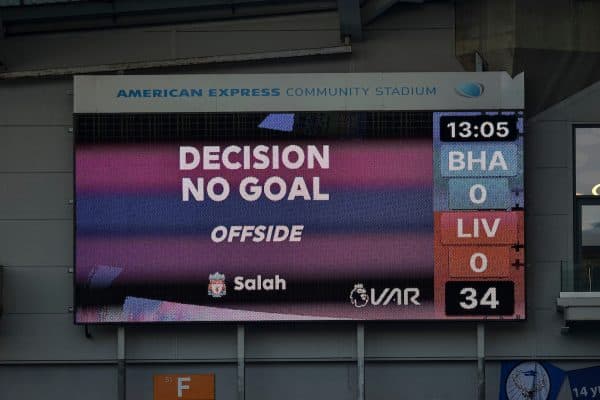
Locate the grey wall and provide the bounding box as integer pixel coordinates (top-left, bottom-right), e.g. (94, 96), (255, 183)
(0, 2), (598, 399)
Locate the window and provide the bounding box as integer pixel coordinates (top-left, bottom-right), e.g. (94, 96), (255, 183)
(574, 126), (600, 291)
(576, 127), (600, 196)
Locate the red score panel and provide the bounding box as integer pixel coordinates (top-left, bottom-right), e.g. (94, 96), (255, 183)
(439, 211), (518, 246)
(448, 246), (511, 278)
(434, 210), (524, 319)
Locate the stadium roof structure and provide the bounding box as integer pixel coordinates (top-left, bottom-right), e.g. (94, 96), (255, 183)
(0, 0), (425, 38)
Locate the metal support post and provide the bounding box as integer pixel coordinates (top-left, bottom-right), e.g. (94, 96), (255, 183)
(338, 0), (363, 40)
(475, 51), (487, 72)
(357, 323), (365, 400)
(476, 323), (486, 400)
(237, 324), (245, 400)
(117, 326), (126, 400)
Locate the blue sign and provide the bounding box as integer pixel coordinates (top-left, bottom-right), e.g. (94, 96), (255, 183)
(448, 178), (511, 209)
(568, 366), (600, 399)
(499, 361), (565, 400)
(441, 144), (518, 177)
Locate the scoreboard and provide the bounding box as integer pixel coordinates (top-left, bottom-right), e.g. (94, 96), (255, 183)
(73, 73), (524, 323)
(434, 112), (524, 318)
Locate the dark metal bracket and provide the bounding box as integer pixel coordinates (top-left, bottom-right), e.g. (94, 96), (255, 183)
(84, 324), (93, 339)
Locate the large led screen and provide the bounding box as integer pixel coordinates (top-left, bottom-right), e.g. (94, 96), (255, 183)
(74, 73), (525, 323)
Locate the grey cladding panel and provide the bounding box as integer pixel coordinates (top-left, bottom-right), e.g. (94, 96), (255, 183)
(527, 262), (562, 309)
(175, 325), (237, 360)
(175, 56), (350, 74)
(0, 365), (117, 400)
(526, 121), (571, 168)
(3, 266), (72, 314)
(533, 309), (600, 358)
(0, 12), (340, 72)
(0, 220), (72, 266)
(365, 1), (454, 29)
(526, 215), (570, 263)
(525, 167), (571, 216)
(169, 11), (339, 31)
(173, 30), (341, 60)
(0, 126), (73, 172)
(565, 91), (600, 122)
(0, 30), (172, 71)
(365, 323), (476, 359)
(0, 173), (73, 220)
(245, 323), (355, 360)
(125, 327), (177, 360)
(245, 363), (356, 400)
(0, 314), (116, 361)
(352, 29), (463, 72)
(0, 80), (72, 125)
(366, 362), (477, 400)
(485, 315), (537, 358)
(486, 309), (600, 358)
(126, 325), (237, 360)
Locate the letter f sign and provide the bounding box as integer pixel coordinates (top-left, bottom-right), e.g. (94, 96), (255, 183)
(177, 377), (191, 398)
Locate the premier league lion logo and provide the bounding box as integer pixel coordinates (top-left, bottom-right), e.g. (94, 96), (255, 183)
(350, 283), (369, 308)
(208, 272), (227, 298)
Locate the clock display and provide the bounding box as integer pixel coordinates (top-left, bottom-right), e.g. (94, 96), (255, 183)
(440, 114), (519, 141)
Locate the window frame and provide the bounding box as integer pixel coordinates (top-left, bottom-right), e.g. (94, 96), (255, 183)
(573, 124), (600, 291)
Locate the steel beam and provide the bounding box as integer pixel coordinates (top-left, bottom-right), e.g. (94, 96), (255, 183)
(0, 12), (5, 38)
(0, 266), (3, 317)
(0, 45), (352, 79)
(0, 0), (338, 36)
(361, 0), (424, 26)
(338, 0), (362, 40)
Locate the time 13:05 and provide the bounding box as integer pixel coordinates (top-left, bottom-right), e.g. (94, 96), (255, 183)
(446, 121), (510, 139)
(439, 115), (519, 142)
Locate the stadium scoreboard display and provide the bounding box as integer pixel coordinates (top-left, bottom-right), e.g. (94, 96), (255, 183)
(73, 73), (525, 323)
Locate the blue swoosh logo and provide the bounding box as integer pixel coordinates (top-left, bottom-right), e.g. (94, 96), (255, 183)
(455, 82), (485, 98)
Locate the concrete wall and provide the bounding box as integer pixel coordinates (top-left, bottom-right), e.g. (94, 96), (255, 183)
(0, 2), (598, 399)
(455, 0), (600, 115)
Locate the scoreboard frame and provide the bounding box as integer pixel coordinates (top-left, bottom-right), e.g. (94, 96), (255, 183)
(73, 73), (525, 324)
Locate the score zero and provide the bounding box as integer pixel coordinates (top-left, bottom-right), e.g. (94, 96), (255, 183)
(448, 149), (510, 204)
